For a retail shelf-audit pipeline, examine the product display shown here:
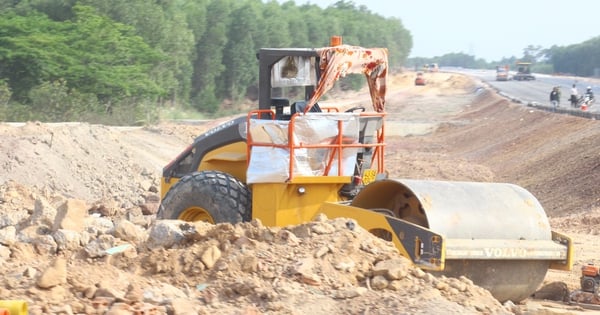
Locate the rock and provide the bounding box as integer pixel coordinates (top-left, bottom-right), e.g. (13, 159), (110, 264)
(126, 206), (147, 227)
(9, 242), (36, 261)
(37, 257), (67, 289)
(23, 266), (37, 278)
(85, 216), (115, 236)
(0, 225), (17, 245)
(52, 199), (88, 232)
(30, 197), (57, 227)
(310, 221), (336, 234)
(146, 220), (187, 249)
(332, 287), (368, 299)
(372, 258), (410, 280)
(95, 279), (127, 300)
(89, 199), (119, 217)
(140, 193), (160, 215)
(84, 234), (117, 258)
(435, 280), (450, 291)
(113, 219), (145, 243)
(447, 277), (468, 292)
(532, 281), (570, 302)
(275, 230), (299, 246)
(314, 245), (329, 258)
(240, 254), (259, 273)
(139, 180), (154, 192)
(201, 245), (221, 269)
(170, 297), (199, 315)
(0, 209), (28, 229)
(370, 275), (389, 290)
(124, 283), (144, 303)
(19, 228), (58, 255)
(52, 229), (82, 251)
(143, 283), (188, 304)
(333, 259), (355, 272)
(290, 224), (312, 238)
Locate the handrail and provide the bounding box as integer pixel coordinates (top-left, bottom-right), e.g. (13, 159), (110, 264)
(247, 110), (385, 182)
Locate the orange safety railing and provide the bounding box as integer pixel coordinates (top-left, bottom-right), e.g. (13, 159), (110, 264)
(246, 109), (385, 181)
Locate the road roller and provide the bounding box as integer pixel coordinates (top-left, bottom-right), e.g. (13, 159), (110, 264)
(157, 38), (573, 302)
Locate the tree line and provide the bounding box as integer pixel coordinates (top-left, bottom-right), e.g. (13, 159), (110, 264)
(0, 0), (411, 124)
(407, 38), (600, 77)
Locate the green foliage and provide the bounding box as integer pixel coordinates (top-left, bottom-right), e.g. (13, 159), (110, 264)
(221, 2), (259, 102)
(190, 0), (230, 112)
(0, 79), (11, 106)
(0, 6), (165, 107)
(79, 0), (195, 107)
(192, 84), (220, 114)
(0, 12), (72, 101)
(339, 74), (365, 92)
(68, 5), (165, 99)
(28, 79), (98, 122)
(0, 102), (33, 122)
(0, 0), (414, 123)
(0, 79), (15, 121)
(550, 37), (600, 76)
(3, 0), (600, 125)
(531, 63), (554, 75)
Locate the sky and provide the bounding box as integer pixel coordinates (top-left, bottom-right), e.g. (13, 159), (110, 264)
(297, 0), (600, 62)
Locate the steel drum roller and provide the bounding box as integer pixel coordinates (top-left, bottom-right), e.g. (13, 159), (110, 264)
(352, 179), (565, 302)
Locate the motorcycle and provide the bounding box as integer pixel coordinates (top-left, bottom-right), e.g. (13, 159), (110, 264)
(577, 94), (595, 110)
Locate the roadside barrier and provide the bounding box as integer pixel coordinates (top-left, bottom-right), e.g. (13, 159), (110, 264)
(527, 102), (600, 119)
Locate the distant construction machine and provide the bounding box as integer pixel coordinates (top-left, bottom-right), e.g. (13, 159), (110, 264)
(513, 62), (536, 81)
(496, 65), (509, 81)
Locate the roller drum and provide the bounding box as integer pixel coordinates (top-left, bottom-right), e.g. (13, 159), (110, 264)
(352, 179), (556, 302)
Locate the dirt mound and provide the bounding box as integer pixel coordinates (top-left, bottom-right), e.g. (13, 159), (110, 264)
(0, 183), (509, 314)
(432, 89), (600, 216)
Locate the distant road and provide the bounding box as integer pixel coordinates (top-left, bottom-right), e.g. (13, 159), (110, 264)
(446, 68), (600, 115)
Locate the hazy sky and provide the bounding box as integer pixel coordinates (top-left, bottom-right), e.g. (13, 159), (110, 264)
(298, 0), (600, 61)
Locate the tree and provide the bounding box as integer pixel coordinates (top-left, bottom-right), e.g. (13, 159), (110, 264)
(67, 5), (165, 101)
(0, 0), (420, 121)
(190, 0), (231, 112)
(0, 12), (75, 101)
(521, 45), (543, 63)
(79, 0), (194, 107)
(256, 1), (292, 48)
(0, 6), (165, 106)
(221, 2), (259, 101)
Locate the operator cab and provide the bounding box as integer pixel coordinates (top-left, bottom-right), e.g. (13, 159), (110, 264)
(258, 50), (322, 119)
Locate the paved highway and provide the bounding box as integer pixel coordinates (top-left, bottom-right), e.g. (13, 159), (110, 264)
(447, 68), (600, 115)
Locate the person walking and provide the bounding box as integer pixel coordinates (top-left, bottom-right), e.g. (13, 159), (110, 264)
(550, 87), (560, 111)
(570, 84), (579, 108)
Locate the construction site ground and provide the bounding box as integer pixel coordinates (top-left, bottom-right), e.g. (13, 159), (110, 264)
(0, 71), (599, 314)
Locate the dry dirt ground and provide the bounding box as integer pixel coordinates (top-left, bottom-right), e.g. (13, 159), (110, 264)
(0, 71), (599, 314)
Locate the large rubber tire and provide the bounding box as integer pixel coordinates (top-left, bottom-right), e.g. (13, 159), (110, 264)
(157, 170), (251, 224)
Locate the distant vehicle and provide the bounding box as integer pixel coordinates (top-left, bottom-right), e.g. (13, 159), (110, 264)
(577, 94), (595, 110)
(496, 65), (509, 81)
(429, 63), (439, 72)
(513, 62), (535, 81)
(415, 72), (425, 85)
(421, 63), (438, 73)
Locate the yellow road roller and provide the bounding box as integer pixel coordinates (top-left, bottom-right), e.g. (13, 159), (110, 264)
(158, 38), (572, 302)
